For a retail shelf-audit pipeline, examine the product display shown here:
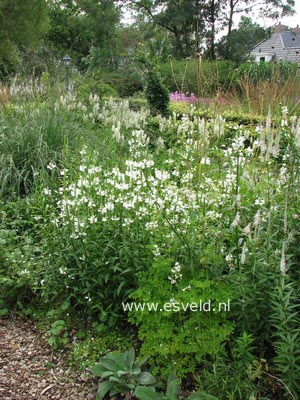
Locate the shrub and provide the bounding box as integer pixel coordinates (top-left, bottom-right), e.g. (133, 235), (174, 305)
(145, 69), (169, 116)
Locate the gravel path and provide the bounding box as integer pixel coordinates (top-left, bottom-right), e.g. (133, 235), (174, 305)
(0, 316), (97, 399)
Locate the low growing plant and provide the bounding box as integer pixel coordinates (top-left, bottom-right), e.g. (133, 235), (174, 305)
(90, 348), (157, 400)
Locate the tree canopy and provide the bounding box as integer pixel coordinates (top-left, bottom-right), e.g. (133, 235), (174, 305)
(0, 0), (49, 76)
(0, 0), (296, 78)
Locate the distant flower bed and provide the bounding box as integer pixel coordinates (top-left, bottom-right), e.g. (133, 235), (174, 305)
(169, 91), (211, 104)
(169, 91), (198, 103)
(170, 91), (231, 107)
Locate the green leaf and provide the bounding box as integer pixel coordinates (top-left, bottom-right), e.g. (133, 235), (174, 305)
(90, 364), (107, 377)
(134, 385), (161, 400)
(136, 372), (156, 386)
(126, 347), (135, 370)
(137, 357), (150, 368)
(187, 392), (218, 400)
(166, 371), (180, 399)
(132, 366), (142, 375)
(100, 357), (116, 371)
(97, 381), (114, 400)
(101, 371), (115, 378)
(117, 370), (128, 377)
(109, 376), (121, 383)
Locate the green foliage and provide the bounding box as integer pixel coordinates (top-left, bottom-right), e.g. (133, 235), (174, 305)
(46, 0), (120, 65)
(235, 60), (298, 85)
(217, 16), (271, 62)
(1, 85), (300, 399)
(0, 299), (9, 317)
(0, 99), (81, 198)
(128, 256), (234, 377)
(159, 59), (237, 96)
(90, 348), (157, 400)
(194, 332), (265, 399)
(103, 68), (144, 98)
(0, 0), (49, 77)
(74, 72), (118, 101)
(269, 276), (300, 398)
(48, 319), (69, 349)
(70, 326), (134, 371)
(145, 69), (170, 116)
(0, 197), (43, 311)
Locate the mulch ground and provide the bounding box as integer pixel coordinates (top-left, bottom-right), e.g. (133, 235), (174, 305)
(0, 316), (97, 399)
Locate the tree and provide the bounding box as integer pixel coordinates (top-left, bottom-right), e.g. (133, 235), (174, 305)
(226, 0), (295, 39)
(126, 0), (295, 60)
(205, 0), (227, 59)
(0, 0), (49, 77)
(217, 16), (271, 62)
(223, 0), (295, 59)
(128, 0), (209, 58)
(47, 0), (121, 66)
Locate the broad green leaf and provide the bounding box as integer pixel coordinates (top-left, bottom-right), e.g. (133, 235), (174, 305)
(137, 357), (150, 368)
(166, 371), (180, 399)
(117, 369), (128, 377)
(134, 385), (161, 400)
(100, 357), (116, 371)
(109, 376), (121, 383)
(90, 364), (109, 377)
(132, 366), (142, 375)
(101, 371), (115, 378)
(126, 347), (135, 370)
(97, 381), (114, 400)
(136, 372), (156, 385)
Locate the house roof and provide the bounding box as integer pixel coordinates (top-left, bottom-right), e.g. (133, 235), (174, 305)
(252, 31), (300, 52)
(281, 31), (300, 48)
(250, 30), (300, 62)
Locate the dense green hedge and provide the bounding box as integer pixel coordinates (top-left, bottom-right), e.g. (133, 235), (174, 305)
(157, 59), (300, 98)
(158, 59), (237, 96)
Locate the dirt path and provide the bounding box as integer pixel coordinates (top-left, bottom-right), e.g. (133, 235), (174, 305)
(0, 316), (97, 399)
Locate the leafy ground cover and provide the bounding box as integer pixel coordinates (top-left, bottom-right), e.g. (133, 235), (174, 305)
(0, 81), (299, 399)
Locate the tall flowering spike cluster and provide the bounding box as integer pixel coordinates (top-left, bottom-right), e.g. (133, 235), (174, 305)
(254, 122), (281, 161)
(100, 98), (150, 131)
(54, 94), (150, 133)
(9, 77), (46, 98)
(291, 116), (300, 150)
(42, 101), (300, 273)
(281, 105), (289, 127)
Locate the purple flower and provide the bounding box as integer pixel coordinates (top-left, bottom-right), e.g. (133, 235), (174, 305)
(169, 91), (198, 103)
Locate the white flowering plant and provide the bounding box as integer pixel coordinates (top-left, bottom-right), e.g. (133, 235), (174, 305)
(1, 92), (299, 398)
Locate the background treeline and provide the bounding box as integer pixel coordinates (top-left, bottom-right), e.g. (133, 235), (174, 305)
(0, 0), (296, 80)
